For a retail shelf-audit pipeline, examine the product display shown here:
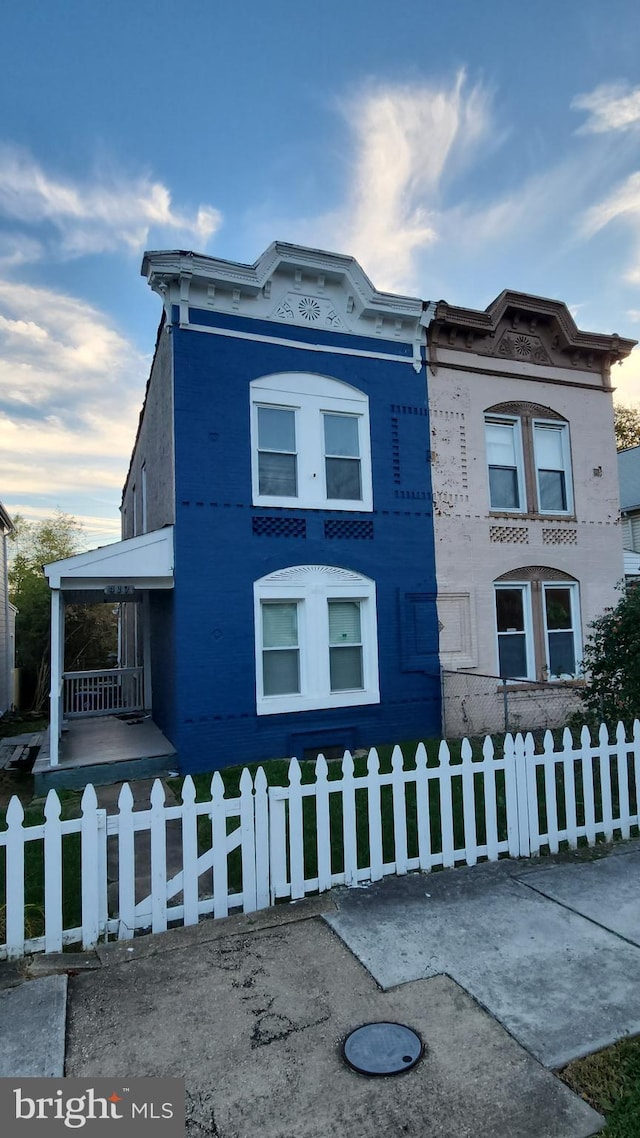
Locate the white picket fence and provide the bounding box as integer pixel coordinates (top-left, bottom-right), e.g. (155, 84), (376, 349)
(1, 722), (639, 959)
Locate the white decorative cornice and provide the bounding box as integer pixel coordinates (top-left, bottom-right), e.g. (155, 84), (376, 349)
(141, 243), (425, 362)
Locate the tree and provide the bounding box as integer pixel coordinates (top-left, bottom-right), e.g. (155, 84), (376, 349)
(614, 404), (640, 451)
(580, 583), (640, 725)
(9, 512), (117, 713)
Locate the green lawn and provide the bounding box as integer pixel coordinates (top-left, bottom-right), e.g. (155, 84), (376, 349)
(561, 1036), (640, 1136)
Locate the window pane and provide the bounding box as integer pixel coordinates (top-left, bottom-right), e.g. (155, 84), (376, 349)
(489, 467), (520, 509)
(326, 457), (362, 499)
(329, 601), (361, 644)
(534, 425), (564, 469)
(538, 470), (567, 512)
(498, 635), (528, 679)
(486, 422), (516, 465)
(545, 589), (572, 631)
(496, 589), (524, 632)
(330, 646), (364, 691)
(258, 406), (296, 452)
(324, 413), (359, 457)
(262, 603), (298, 648)
(258, 452), (297, 496)
(548, 632), (575, 676)
(263, 649), (300, 695)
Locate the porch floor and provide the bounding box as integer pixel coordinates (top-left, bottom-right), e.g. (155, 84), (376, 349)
(34, 714), (177, 792)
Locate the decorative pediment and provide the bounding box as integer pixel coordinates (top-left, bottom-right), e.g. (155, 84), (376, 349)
(431, 291), (636, 376)
(271, 293), (346, 331)
(141, 243), (424, 350)
(494, 329), (551, 365)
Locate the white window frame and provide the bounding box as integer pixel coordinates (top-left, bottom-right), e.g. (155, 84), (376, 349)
(494, 579), (581, 682)
(542, 583), (581, 680)
(250, 373), (373, 511)
(485, 410), (574, 517)
(485, 416), (526, 514)
(254, 565), (380, 715)
(532, 420), (574, 515)
(494, 582), (535, 680)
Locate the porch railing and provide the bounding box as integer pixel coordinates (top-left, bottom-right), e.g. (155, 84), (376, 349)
(63, 668), (144, 718)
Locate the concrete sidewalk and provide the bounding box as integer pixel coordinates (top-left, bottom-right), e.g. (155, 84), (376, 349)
(61, 900), (602, 1138)
(6, 841), (640, 1135)
(327, 844), (640, 1070)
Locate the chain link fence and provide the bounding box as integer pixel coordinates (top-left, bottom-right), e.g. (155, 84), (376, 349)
(441, 669), (585, 739)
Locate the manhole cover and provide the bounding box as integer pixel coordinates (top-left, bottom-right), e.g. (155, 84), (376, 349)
(342, 1022), (424, 1076)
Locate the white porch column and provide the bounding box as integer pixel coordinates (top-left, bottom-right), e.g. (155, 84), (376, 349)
(49, 588), (64, 766)
(142, 592), (152, 710)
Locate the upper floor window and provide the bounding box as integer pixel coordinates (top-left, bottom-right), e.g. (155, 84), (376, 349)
(250, 373), (372, 511)
(485, 403), (573, 516)
(254, 565), (379, 715)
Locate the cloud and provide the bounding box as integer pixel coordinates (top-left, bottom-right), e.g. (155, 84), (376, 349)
(0, 144), (222, 259)
(572, 83), (640, 134)
(0, 279), (146, 543)
(288, 72), (494, 293)
(580, 171), (640, 285)
(581, 171), (640, 238)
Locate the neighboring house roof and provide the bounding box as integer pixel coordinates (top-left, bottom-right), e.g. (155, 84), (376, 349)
(618, 446), (640, 512)
(0, 501), (13, 535)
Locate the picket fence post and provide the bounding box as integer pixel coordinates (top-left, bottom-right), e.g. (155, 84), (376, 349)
(181, 776), (199, 927)
(44, 790), (63, 954)
(366, 748), (384, 880)
(253, 767), (270, 910)
(117, 783), (136, 939)
(5, 796), (25, 959)
(315, 755), (333, 892)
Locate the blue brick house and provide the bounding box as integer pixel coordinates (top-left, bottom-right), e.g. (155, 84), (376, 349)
(132, 244), (441, 771)
(44, 243), (441, 776)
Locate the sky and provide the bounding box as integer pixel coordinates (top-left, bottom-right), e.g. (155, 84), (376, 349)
(2, 0), (640, 549)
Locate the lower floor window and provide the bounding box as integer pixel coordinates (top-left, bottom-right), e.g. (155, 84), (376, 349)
(255, 566), (379, 714)
(495, 576), (580, 681)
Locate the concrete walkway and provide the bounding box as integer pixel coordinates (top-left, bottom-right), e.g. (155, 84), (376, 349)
(327, 845), (640, 1069)
(5, 842), (640, 1134)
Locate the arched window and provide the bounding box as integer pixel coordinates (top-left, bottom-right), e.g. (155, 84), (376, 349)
(254, 565), (379, 714)
(250, 373), (373, 511)
(484, 401), (573, 516)
(494, 567), (581, 680)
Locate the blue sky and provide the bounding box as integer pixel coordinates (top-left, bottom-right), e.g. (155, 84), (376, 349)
(2, 0), (640, 547)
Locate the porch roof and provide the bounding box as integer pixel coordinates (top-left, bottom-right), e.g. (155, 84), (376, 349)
(44, 526), (174, 591)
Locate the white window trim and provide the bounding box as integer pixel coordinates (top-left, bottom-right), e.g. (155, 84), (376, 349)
(494, 582), (535, 680)
(485, 416), (526, 515)
(542, 582), (582, 680)
(494, 580), (581, 681)
(532, 420), (574, 516)
(250, 373), (373, 511)
(254, 565), (380, 715)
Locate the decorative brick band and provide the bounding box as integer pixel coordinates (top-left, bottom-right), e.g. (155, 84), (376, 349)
(542, 528), (578, 544)
(324, 519), (374, 540)
(252, 516), (306, 537)
(490, 526), (530, 543)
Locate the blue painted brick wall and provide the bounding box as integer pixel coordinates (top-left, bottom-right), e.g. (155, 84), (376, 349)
(164, 314), (440, 772)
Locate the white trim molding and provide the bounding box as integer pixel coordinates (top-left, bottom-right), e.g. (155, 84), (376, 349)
(254, 565), (380, 715)
(250, 373), (373, 511)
